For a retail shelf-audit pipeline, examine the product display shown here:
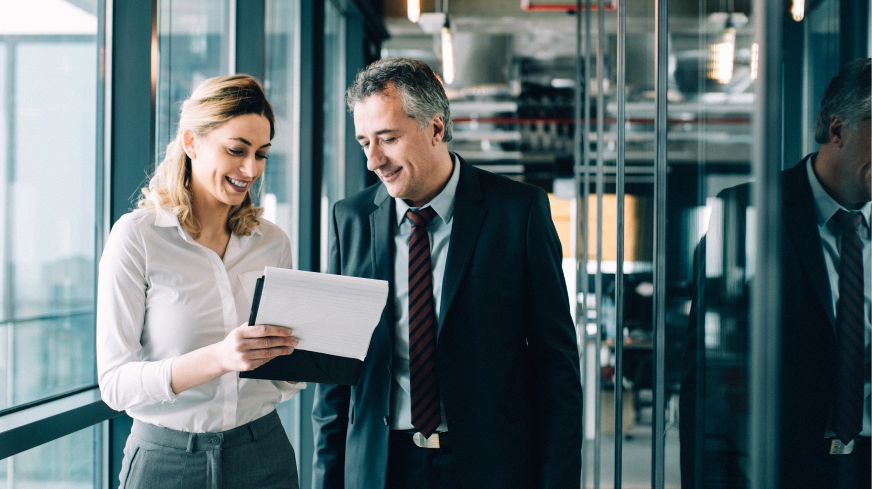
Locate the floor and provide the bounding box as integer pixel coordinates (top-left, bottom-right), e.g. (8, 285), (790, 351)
(583, 406), (682, 489)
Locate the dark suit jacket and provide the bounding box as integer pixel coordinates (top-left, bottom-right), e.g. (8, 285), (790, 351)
(311, 156), (583, 489)
(680, 155), (843, 488)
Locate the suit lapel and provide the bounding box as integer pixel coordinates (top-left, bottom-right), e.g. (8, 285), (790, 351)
(782, 156), (835, 326)
(370, 184), (395, 343)
(439, 158), (487, 327)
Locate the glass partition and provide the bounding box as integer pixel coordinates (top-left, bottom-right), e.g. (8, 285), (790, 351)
(263, 0), (303, 470)
(263, 0), (301, 243)
(156, 0), (233, 161)
(671, 4), (757, 488)
(320, 0), (347, 273)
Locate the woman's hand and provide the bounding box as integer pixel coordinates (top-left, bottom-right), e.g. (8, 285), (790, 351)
(216, 323), (299, 372)
(170, 323), (298, 394)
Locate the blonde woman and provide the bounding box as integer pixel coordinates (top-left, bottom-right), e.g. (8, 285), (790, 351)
(97, 74), (301, 489)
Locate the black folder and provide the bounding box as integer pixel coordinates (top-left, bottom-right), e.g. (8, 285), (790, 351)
(238, 276), (364, 385)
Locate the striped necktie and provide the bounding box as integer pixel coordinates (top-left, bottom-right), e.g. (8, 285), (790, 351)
(831, 209), (865, 445)
(406, 207), (441, 437)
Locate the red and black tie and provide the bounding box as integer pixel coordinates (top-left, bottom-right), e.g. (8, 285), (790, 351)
(831, 209), (865, 445)
(406, 207), (441, 437)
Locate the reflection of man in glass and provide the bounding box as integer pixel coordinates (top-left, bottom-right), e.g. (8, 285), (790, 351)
(680, 58), (871, 489)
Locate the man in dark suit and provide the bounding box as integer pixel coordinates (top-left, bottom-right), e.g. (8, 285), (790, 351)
(680, 58), (870, 488)
(311, 58), (583, 489)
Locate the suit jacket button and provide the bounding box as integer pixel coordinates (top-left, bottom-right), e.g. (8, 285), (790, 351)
(383, 416), (390, 425)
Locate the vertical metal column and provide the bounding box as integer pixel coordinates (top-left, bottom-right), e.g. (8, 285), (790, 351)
(580, 0), (593, 485)
(692, 1), (707, 487)
(227, 0), (237, 74)
(153, 0), (163, 169)
(613, 0), (627, 484)
(582, 0), (591, 328)
(593, 0), (605, 485)
(749, 0), (782, 486)
(296, 3), (326, 485)
(235, 0), (266, 80)
(2, 41), (17, 411)
(96, 0), (112, 274)
(95, 11), (112, 486)
(652, 0), (668, 484)
(0, 41), (15, 487)
(572, 2), (585, 486)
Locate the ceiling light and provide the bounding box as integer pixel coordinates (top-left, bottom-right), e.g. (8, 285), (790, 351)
(791, 0), (804, 22)
(708, 17), (736, 84)
(407, 0), (420, 23)
(750, 42), (759, 80)
(441, 18), (455, 85)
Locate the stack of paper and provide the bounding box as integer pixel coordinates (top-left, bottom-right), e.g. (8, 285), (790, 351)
(240, 267), (389, 385)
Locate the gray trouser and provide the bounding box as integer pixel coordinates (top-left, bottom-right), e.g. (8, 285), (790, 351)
(119, 410), (299, 489)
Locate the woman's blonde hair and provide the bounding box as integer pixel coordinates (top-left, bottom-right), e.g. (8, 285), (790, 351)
(138, 74), (275, 238)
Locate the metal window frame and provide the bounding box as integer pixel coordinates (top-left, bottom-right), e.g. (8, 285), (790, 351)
(294, 4), (326, 484)
(0, 387), (118, 460)
(651, 0), (669, 485)
(613, 0), (627, 484)
(235, 0), (266, 81)
(748, 0), (783, 487)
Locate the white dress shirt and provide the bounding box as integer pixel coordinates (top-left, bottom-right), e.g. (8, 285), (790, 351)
(807, 156), (872, 437)
(97, 205), (303, 433)
(390, 155), (461, 432)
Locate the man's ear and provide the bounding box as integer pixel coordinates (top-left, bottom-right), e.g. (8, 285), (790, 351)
(182, 130), (197, 159)
(828, 117), (844, 147)
(431, 116), (445, 145)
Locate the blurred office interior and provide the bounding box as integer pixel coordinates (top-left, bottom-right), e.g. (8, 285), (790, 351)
(0, 0), (868, 487)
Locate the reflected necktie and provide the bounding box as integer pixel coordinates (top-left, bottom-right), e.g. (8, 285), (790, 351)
(831, 209), (865, 445)
(406, 207), (441, 437)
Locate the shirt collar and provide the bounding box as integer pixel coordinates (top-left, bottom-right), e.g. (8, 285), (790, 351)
(807, 153), (871, 231)
(394, 153), (461, 226)
(152, 204), (263, 236)
(154, 204), (180, 228)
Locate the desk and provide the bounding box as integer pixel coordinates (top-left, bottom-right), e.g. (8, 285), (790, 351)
(606, 338), (657, 425)
(606, 338), (653, 386)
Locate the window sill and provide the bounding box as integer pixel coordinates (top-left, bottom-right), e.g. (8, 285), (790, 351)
(0, 386), (121, 459)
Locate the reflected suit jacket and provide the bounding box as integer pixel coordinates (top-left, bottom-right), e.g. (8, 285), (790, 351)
(311, 156), (583, 489)
(680, 155), (851, 488)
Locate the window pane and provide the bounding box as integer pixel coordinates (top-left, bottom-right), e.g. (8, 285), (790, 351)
(0, 5), (99, 410)
(262, 0), (299, 246)
(7, 314), (96, 409)
(320, 0), (346, 273)
(156, 0), (232, 160)
(0, 423), (100, 488)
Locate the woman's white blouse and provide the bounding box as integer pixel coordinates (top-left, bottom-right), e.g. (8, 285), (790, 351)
(97, 205), (303, 433)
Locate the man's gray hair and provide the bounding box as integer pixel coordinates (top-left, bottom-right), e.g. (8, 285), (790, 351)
(346, 58), (453, 142)
(814, 58), (871, 144)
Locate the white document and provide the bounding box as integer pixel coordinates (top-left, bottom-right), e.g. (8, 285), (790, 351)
(251, 267), (389, 361)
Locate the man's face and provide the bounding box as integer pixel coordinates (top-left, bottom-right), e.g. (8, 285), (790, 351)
(353, 90), (447, 208)
(835, 118), (871, 207)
